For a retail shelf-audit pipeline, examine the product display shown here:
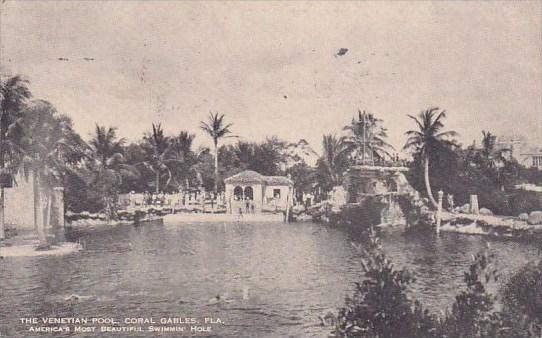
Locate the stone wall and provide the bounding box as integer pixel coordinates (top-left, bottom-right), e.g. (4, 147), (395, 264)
(343, 166), (414, 203)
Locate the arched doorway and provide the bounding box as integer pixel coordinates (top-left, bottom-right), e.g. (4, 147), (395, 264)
(234, 186), (243, 201)
(244, 186), (254, 200)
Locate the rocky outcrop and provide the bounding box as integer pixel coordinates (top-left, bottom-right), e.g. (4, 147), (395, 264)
(528, 211), (542, 225)
(479, 208), (493, 216)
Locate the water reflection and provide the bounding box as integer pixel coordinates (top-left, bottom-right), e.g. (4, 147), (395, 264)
(1, 221), (538, 337)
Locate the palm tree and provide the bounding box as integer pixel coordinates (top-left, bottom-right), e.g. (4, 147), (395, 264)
(0, 75), (31, 240)
(171, 131), (195, 161)
(139, 123), (181, 193)
(481, 131), (496, 162)
(480, 130), (510, 191)
(21, 100), (84, 247)
(343, 110), (394, 165)
(404, 107), (457, 208)
(319, 134), (348, 187)
(199, 112), (234, 192)
(170, 131), (196, 189)
(86, 125), (138, 219)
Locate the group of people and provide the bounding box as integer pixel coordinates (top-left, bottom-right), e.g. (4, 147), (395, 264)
(120, 190), (227, 210)
(237, 197), (256, 215)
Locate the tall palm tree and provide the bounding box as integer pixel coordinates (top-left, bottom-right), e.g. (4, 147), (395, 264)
(199, 112), (234, 192)
(343, 110), (394, 165)
(86, 125), (138, 218)
(320, 134), (348, 186)
(404, 107), (457, 208)
(139, 123), (181, 193)
(0, 75), (31, 240)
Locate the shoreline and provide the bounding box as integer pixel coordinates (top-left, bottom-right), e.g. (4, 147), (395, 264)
(0, 241), (82, 258)
(439, 211), (542, 238)
(163, 212), (285, 224)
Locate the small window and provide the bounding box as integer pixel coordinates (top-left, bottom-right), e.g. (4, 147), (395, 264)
(273, 189), (281, 198)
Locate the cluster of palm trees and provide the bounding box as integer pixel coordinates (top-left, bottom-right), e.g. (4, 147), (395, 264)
(317, 107), (459, 209)
(4, 72), (499, 245)
(0, 75), (241, 247)
(0, 76), (86, 244)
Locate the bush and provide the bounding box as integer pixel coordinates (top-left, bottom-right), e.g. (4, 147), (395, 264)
(509, 191), (542, 216)
(332, 228), (438, 338)
(500, 260), (542, 337)
(331, 229), (542, 338)
(438, 251), (503, 338)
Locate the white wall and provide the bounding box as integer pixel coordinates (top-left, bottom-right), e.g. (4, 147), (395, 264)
(263, 185), (291, 210)
(225, 183), (264, 213)
(5, 172), (35, 229)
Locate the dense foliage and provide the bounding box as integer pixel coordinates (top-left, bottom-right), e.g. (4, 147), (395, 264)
(332, 228), (542, 338)
(2, 72), (542, 228)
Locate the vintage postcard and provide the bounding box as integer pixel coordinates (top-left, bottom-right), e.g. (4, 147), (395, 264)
(1, 1), (541, 337)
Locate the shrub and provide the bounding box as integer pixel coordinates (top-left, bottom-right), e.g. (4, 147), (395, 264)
(508, 191), (542, 216)
(332, 228), (438, 337)
(331, 229), (542, 338)
(438, 251), (504, 338)
(500, 260), (542, 337)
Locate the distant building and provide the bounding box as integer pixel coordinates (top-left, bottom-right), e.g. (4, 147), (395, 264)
(495, 134), (527, 161)
(519, 146), (542, 169)
(224, 170), (294, 213)
(496, 135), (542, 169)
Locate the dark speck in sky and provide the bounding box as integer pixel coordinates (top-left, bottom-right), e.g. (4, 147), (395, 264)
(336, 48), (348, 56)
(283, 95), (288, 99)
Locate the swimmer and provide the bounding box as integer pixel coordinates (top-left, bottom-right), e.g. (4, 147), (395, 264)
(64, 294), (93, 302)
(208, 295), (222, 305)
(207, 293), (232, 305)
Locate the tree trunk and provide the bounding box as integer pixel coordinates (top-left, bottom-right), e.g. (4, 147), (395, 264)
(0, 188), (5, 240)
(424, 155), (438, 209)
(155, 170), (160, 194)
(34, 171), (47, 247)
(214, 141), (219, 193)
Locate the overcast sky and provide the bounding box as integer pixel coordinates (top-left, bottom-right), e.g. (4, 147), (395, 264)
(1, 1), (541, 154)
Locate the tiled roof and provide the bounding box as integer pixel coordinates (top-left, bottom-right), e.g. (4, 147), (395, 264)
(262, 176), (293, 186)
(224, 170), (293, 186)
(224, 170), (264, 184)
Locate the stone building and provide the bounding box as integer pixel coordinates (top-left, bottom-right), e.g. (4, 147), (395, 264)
(224, 170), (294, 213)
